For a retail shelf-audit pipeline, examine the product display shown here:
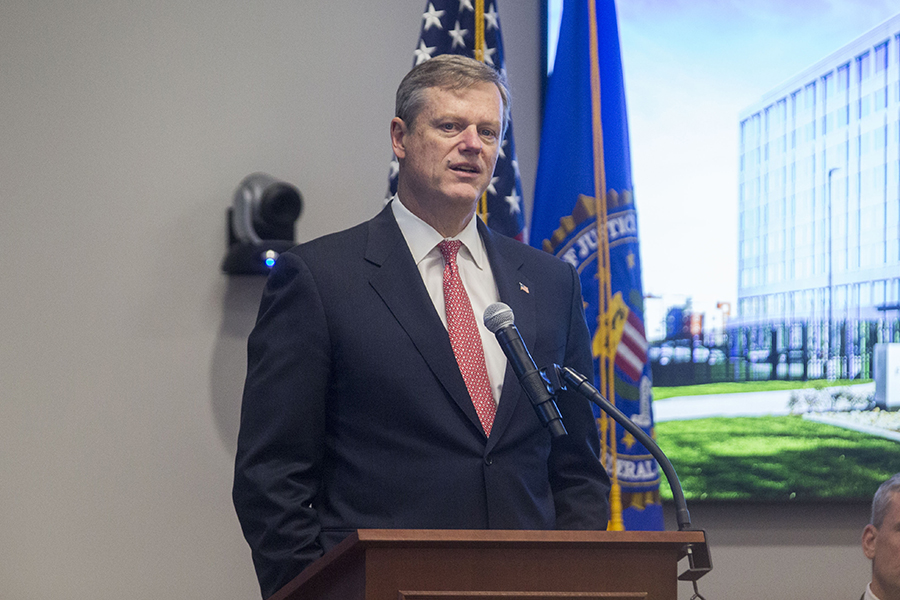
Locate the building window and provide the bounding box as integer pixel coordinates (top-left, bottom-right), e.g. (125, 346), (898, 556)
(859, 94), (871, 119)
(805, 82), (816, 112)
(875, 41), (889, 73)
(874, 280), (886, 305)
(836, 285), (847, 310)
(875, 86), (888, 110)
(858, 51), (871, 83)
(822, 71), (834, 98)
(837, 63), (850, 91)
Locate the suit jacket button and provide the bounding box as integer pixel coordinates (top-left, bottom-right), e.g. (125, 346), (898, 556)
(484, 455), (493, 466)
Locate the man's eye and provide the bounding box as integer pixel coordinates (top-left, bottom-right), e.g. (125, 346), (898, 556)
(481, 129), (498, 139)
(440, 123), (457, 131)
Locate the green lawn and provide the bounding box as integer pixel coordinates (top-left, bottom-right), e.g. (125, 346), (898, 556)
(655, 415), (899, 501)
(653, 379), (872, 400)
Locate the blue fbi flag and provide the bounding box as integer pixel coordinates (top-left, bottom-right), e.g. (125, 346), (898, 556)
(388, 0), (525, 241)
(530, 0), (662, 531)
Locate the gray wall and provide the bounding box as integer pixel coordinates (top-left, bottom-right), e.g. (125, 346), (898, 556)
(0, 1), (871, 599)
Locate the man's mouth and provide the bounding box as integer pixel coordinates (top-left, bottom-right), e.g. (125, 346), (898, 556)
(450, 162), (481, 174)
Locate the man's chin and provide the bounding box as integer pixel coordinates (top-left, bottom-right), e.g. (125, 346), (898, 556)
(447, 183), (489, 204)
(434, 193), (478, 209)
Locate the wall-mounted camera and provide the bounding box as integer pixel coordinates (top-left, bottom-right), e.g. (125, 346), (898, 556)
(222, 173), (303, 275)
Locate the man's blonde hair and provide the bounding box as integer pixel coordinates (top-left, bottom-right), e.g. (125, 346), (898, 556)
(395, 54), (510, 137)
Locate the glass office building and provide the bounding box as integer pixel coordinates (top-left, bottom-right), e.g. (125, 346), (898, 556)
(738, 14), (900, 326)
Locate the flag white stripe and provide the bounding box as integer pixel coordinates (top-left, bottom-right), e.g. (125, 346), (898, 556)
(616, 340), (644, 374)
(622, 320), (648, 355)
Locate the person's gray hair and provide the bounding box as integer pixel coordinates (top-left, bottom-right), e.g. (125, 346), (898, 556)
(395, 54), (510, 138)
(871, 472), (900, 528)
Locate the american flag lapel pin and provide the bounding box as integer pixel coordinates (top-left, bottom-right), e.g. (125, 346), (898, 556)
(519, 282), (530, 294)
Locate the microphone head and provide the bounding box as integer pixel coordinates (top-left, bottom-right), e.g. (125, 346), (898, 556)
(483, 302), (515, 333)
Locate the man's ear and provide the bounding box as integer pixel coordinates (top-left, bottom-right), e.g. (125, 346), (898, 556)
(862, 524), (878, 559)
(390, 117), (408, 160)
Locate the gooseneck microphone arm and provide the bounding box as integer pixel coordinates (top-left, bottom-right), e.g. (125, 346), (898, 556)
(544, 364), (692, 531)
(553, 364), (713, 585)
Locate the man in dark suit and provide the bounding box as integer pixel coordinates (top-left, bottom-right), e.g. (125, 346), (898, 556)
(233, 54), (611, 599)
(861, 473), (900, 600)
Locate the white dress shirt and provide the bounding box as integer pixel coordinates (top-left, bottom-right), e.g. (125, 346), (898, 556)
(865, 582), (881, 600)
(391, 196), (505, 406)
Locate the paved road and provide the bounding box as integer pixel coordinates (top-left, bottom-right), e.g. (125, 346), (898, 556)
(653, 382), (876, 422)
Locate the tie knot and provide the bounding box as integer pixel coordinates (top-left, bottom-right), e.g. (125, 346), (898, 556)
(439, 239), (463, 263)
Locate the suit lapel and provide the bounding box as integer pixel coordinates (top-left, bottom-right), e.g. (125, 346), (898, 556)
(365, 204), (486, 436)
(479, 221), (535, 450)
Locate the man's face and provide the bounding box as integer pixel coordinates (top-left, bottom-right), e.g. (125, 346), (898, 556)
(391, 82), (503, 224)
(863, 492), (900, 600)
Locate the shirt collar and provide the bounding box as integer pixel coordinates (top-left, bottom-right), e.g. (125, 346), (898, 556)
(391, 195), (488, 269)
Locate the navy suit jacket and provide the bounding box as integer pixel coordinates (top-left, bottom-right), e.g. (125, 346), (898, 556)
(233, 203), (611, 598)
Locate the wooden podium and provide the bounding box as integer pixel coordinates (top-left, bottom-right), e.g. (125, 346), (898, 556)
(268, 529), (709, 600)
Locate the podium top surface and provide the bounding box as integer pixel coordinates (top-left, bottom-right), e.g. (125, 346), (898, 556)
(348, 528), (705, 547)
(303, 529), (706, 583)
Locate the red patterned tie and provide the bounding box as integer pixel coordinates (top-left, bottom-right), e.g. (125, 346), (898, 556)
(439, 240), (496, 437)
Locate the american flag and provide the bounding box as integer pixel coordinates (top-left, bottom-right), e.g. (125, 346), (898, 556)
(388, 0), (525, 241)
(615, 310), (649, 383)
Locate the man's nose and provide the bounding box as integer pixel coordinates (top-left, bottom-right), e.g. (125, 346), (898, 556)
(459, 125), (483, 153)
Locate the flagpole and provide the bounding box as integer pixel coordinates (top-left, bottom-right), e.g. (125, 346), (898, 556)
(475, 0), (489, 222)
(587, 0), (623, 532)
(475, 0), (485, 61)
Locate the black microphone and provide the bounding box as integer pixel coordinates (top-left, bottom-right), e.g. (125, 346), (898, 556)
(483, 303), (567, 438)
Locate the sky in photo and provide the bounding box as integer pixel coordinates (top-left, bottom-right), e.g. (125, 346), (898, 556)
(604, 0), (900, 334)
